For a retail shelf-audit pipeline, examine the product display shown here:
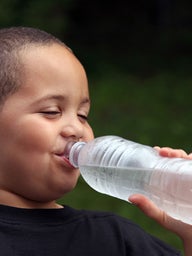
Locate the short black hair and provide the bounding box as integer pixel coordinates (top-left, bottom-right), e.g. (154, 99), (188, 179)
(0, 26), (67, 105)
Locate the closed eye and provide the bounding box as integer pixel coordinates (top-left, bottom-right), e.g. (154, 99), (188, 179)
(78, 114), (88, 121)
(40, 111), (61, 118)
(40, 111), (61, 115)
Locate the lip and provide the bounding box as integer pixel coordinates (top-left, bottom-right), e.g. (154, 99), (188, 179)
(54, 153), (76, 169)
(53, 141), (76, 168)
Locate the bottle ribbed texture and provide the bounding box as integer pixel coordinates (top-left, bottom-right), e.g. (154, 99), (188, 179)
(69, 135), (192, 224)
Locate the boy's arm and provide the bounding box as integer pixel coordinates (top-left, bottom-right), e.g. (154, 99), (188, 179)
(129, 194), (192, 256)
(129, 148), (192, 256)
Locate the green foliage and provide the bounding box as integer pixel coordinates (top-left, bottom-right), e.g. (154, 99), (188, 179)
(0, 0), (74, 36)
(89, 72), (192, 150)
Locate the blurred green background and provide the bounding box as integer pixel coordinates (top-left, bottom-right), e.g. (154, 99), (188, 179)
(1, 0), (191, 253)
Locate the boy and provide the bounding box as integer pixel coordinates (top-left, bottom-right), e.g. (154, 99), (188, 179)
(0, 26), (191, 255)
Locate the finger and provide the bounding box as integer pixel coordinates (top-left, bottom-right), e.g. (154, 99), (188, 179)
(154, 147), (173, 157)
(157, 147), (189, 158)
(128, 194), (166, 224)
(128, 194), (191, 238)
(187, 153), (192, 159)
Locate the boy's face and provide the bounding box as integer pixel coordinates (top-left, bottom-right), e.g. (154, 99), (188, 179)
(0, 44), (94, 207)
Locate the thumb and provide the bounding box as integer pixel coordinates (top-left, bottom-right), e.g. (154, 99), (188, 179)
(129, 194), (192, 244)
(129, 194), (169, 227)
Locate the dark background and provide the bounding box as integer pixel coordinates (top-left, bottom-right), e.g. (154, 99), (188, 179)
(0, 0), (191, 253)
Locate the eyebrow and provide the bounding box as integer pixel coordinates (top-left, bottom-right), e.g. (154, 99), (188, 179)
(35, 94), (65, 103)
(34, 94), (91, 105)
(80, 97), (91, 105)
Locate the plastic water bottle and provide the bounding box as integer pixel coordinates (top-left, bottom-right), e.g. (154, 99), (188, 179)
(67, 135), (192, 224)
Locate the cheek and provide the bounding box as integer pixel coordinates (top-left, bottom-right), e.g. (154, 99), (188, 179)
(11, 118), (56, 154)
(85, 125), (94, 141)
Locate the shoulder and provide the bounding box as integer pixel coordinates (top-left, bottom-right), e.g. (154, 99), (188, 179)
(64, 206), (181, 256)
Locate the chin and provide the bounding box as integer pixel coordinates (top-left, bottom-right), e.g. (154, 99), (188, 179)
(51, 177), (80, 199)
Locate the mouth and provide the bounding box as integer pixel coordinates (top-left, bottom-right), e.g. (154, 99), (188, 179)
(54, 141), (76, 168)
(54, 153), (75, 169)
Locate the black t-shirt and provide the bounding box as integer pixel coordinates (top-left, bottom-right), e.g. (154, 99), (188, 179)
(0, 204), (181, 255)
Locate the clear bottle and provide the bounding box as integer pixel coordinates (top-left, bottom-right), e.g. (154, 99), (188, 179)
(67, 135), (192, 224)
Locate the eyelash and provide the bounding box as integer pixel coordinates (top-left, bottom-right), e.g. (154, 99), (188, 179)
(40, 111), (88, 121)
(78, 114), (88, 121)
(40, 111), (61, 118)
(41, 111), (60, 115)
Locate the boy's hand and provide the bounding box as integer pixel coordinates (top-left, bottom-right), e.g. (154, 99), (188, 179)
(154, 146), (192, 159)
(129, 193), (192, 239)
(129, 147), (192, 255)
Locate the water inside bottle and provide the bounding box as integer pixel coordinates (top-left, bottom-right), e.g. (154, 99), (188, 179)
(80, 164), (192, 224)
(80, 165), (152, 201)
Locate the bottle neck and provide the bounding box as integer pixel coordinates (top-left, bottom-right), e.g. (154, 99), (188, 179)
(69, 141), (86, 168)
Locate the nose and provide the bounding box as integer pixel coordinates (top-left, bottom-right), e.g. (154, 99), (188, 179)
(60, 117), (84, 141)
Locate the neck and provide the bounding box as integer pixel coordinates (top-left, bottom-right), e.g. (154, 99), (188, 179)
(0, 189), (63, 209)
